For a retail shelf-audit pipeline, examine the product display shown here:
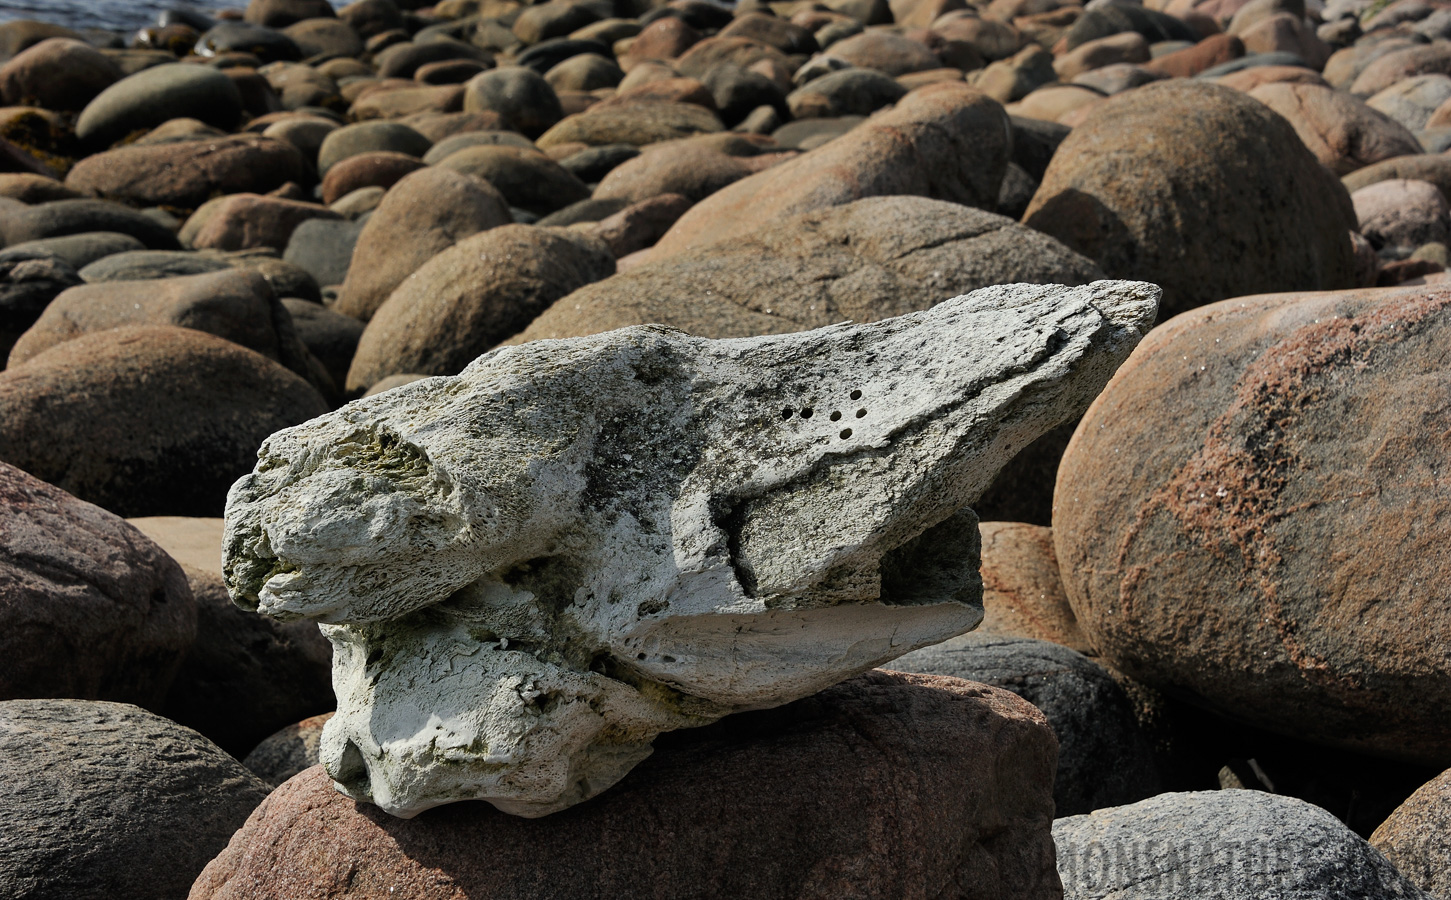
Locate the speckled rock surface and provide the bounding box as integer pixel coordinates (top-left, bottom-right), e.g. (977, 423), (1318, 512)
(223, 279), (1158, 817)
(1054, 791), (1432, 899)
(0, 699), (270, 900)
(1372, 767), (1451, 899)
(1055, 284), (1451, 765)
(0, 461), (195, 708)
(887, 634), (1161, 815)
(192, 672), (1061, 900)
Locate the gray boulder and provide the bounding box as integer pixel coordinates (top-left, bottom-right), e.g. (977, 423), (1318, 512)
(1054, 790), (1434, 899)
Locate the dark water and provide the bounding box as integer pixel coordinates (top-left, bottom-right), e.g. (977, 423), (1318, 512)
(0, 1), (332, 33)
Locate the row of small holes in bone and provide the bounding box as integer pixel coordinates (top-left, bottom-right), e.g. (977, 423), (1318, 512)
(782, 389), (865, 439)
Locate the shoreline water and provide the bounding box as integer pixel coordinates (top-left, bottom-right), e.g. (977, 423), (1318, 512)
(0, 1), (329, 32)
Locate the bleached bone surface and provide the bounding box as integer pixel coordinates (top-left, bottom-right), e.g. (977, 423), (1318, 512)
(223, 280), (1161, 818)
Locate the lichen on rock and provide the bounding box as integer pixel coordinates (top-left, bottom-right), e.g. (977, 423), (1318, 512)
(222, 279), (1160, 818)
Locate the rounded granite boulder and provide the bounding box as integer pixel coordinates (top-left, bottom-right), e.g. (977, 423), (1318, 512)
(192, 672), (1060, 900)
(0, 699), (270, 900)
(75, 63), (244, 148)
(0, 325), (330, 517)
(1372, 767), (1451, 899)
(1054, 283), (1451, 765)
(0, 461), (196, 709)
(1023, 80), (1357, 322)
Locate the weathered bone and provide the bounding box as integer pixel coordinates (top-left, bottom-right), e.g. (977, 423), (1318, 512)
(223, 280), (1160, 818)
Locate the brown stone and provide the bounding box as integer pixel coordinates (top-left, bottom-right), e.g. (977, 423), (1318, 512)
(1343, 154), (1451, 201)
(0, 461), (195, 709)
(245, 0), (337, 28)
(536, 100), (724, 148)
(594, 76), (716, 111)
(190, 194), (340, 252)
(9, 269), (322, 391)
(625, 16), (702, 63)
(592, 133), (778, 204)
(351, 83), (465, 120)
(433, 144), (591, 214)
(674, 36), (794, 80)
(0, 38), (122, 111)
(1142, 32), (1243, 77)
(0, 172), (77, 203)
(242, 712), (333, 786)
(345, 225), (613, 392)
(1248, 82), (1423, 177)
(1055, 284), (1451, 765)
(513, 195), (1101, 342)
(1372, 768), (1451, 898)
(1023, 80), (1357, 321)
(827, 30), (944, 75)
(1052, 31), (1150, 80)
(649, 82), (1009, 261)
(318, 150), (426, 205)
(589, 192), (694, 257)
(64, 135), (310, 211)
(0, 326), (329, 517)
(1350, 42), (1451, 97)
(975, 521), (1089, 654)
(191, 671), (1059, 900)
(333, 166), (513, 321)
(1237, 13), (1330, 69)
(1214, 63), (1327, 92)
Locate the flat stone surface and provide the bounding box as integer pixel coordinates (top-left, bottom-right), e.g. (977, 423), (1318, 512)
(192, 672), (1061, 900)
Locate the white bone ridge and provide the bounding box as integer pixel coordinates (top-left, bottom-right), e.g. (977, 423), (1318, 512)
(223, 280), (1161, 818)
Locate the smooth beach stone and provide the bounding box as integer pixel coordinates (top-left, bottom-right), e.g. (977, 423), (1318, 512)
(65, 135), (311, 211)
(75, 63), (244, 147)
(0, 699), (270, 900)
(0, 172), (79, 203)
(0, 38), (122, 112)
(283, 18), (365, 59)
(3, 231), (145, 270)
(887, 634), (1162, 816)
(163, 565), (333, 758)
(1351, 42), (1451, 97)
(333, 166), (512, 321)
(9, 268), (321, 389)
(261, 115), (340, 161)
(1055, 284), (1451, 764)
(1023, 80), (1356, 320)
(316, 120), (431, 175)
(420, 130), (537, 165)
(0, 326), (329, 517)
(1249, 81), (1424, 176)
(1352, 178), (1451, 251)
(1343, 152), (1451, 198)
(193, 674), (1060, 900)
(1054, 792), (1433, 900)
(319, 151), (425, 205)
(1373, 768), (1451, 899)
(434, 144), (591, 214)
(650, 82), (1009, 261)
(462, 66), (564, 138)
(196, 22), (303, 63)
(786, 67), (907, 119)
(701, 63), (788, 127)
(79, 249), (231, 282)
(769, 114), (865, 149)
(589, 193), (694, 257)
(515, 37), (612, 75)
(536, 100), (725, 148)
(591, 134), (779, 204)
(515, 196), (1104, 341)
(1, 198), (181, 250)
(190, 194), (341, 252)
(1367, 73), (1451, 132)
(1073, 62), (1167, 94)
(345, 225), (614, 391)
(375, 38), (492, 80)
(534, 196), (632, 226)
(0, 252), (81, 360)
(284, 218), (366, 288)
(0, 462), (195, 708)
(556, 142), (639, 182)
(350, 83), (466, 120)
(544, 53), (624, 92)
(243, 712), (333, 785)
(247, 0), (338, 28)
(0, 20), (84, 64)
(1053, 31), (1152, 80)
(971, 521), (1089, 651)
(282, 297), (365, 390)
